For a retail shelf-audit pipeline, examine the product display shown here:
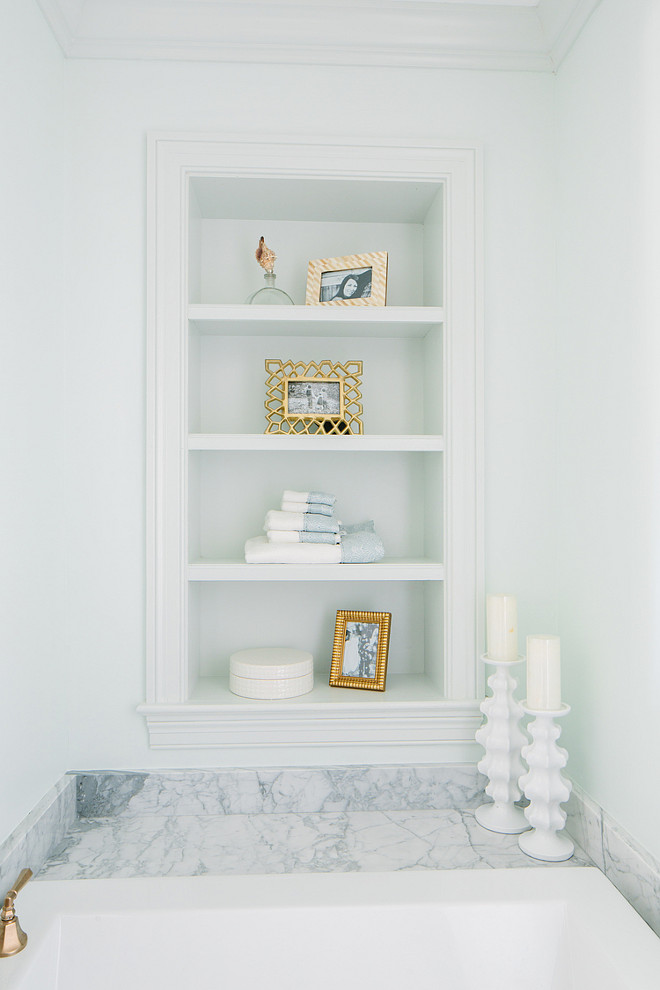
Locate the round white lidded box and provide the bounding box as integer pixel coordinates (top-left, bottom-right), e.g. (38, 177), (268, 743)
(229, 648), (314, 700)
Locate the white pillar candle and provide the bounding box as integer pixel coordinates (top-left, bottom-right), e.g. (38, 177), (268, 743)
(486, 594), (518, 660)
(526, 634), (561, 710)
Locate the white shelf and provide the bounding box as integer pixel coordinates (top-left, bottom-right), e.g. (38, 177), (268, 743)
(188, 304), (444, 338)
(188, 433), (444, 452)
(188, 559), (445, 582)
(187, 673), (446, 707)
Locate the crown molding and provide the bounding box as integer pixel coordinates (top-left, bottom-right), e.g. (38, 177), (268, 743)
(36, 0), (82, 53)
(36, 0), (602, 72)
(537, 0), (602, 67)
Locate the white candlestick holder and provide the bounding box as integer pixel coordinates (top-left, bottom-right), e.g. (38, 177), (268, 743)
(475, 655), (530, 834)
(518, 703), (574, 862)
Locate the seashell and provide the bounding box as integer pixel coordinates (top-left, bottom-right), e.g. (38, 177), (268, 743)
(255, 236), (277, 273)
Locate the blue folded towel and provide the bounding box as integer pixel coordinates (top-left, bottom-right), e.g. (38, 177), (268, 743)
(303, 514), (340, 534)
(281, 500), (333, 516)
(265, 510), (340, 535)
(340, 529), (385, 563)
(267, 530), (340, 545)
(282, 489), (336, 507)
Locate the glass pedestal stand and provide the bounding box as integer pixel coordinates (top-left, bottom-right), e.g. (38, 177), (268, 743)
(246, 271), (294, 305)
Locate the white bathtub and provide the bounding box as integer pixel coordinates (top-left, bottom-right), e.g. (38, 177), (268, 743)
(0, 868), (658, 990)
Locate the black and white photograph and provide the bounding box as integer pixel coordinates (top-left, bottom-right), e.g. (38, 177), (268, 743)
(319, 266), (372, 302)
(285, 378), (342, 417)
(341, 621), (379, 679)
(306, 252), (388, 307)
(329, 610), (391, 692)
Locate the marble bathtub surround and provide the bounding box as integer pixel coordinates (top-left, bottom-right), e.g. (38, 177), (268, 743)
(565, 783), (605, 871)
(74, 765), (487, 819)
(566, 782), (660, 937)
(67, 767), (660, 937)
(0, 775), (76, 895)
(37, 808), (592, 882)
(5, 765), (660, 943)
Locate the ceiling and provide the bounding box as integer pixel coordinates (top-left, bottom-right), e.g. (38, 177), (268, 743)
(36, 0), (602, 72)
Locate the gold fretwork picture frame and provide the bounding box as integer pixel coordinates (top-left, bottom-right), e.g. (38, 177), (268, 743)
(265, 359), (363, 435)
(305, 251), (388, 306)
(329, 610), (391, 692)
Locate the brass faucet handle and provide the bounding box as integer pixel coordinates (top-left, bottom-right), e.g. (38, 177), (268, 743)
(2, 870), (32, 920)
(8, 870), (32, 898)
(0, 868), (32, 957)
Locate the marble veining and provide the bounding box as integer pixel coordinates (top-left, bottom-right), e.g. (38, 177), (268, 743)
(76, 773), (149, 818)
(37, 808), (592, 882)
(565, 784), (605, 872)
(0, 776), (76, 895)
(603, 820), (660, 937)
(567, 781), (660, 936)
(7, 766), (660, 942)
(74, 766), (487, 819)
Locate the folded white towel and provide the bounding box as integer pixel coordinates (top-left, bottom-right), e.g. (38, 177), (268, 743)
(267, 530), (340, 545)
(282, 490), (336, 507)
(245, 536), (341, 564)
(265, 510), (340, 535)
(281, 499), (333, 516)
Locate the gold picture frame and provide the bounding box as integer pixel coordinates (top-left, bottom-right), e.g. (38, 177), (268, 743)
(305, 251), (388, 307)
(265, 359), (363, 435)
(329, 610), (391, 692)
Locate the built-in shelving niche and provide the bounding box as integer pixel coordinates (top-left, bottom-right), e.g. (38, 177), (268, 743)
(141, 136), (483, 759)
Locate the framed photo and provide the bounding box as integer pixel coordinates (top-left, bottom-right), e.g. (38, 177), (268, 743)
(264, 359), (363, 435)
(329, 610), (391, 692)
(285, 376), (345, 420)
(306, 251), (388, 307)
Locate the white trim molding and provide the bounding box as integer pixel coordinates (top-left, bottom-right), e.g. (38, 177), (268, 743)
(138, 699), (484, 758)
(36, 0), (602, 72)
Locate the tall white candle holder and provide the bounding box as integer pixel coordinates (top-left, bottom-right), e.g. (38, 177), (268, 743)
(518, 703), (574, 862)
(475, 655), (530, 834)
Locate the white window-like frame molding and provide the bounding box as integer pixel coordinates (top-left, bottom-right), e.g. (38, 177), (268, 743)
(140, 134), (484, 758)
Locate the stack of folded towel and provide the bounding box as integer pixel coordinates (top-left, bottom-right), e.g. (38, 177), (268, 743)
(265, 490), (340, 545)
(250, 490), (341, 562)
(245, 490), (385, 565)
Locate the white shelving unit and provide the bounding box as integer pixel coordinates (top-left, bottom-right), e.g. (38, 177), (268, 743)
(140, 135), (484, 760)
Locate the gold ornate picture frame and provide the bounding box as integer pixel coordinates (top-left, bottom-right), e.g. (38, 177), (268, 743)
(329, 610), (391, 692)
(265, 359), (363, 435)
(305, 251), (388, 306)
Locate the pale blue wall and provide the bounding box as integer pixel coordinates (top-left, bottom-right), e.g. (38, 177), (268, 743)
(13, 0), (642, 849)
(556, 0), (660, 861)
(60, 58), (557, 768)
(0, 0), (69, 841)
